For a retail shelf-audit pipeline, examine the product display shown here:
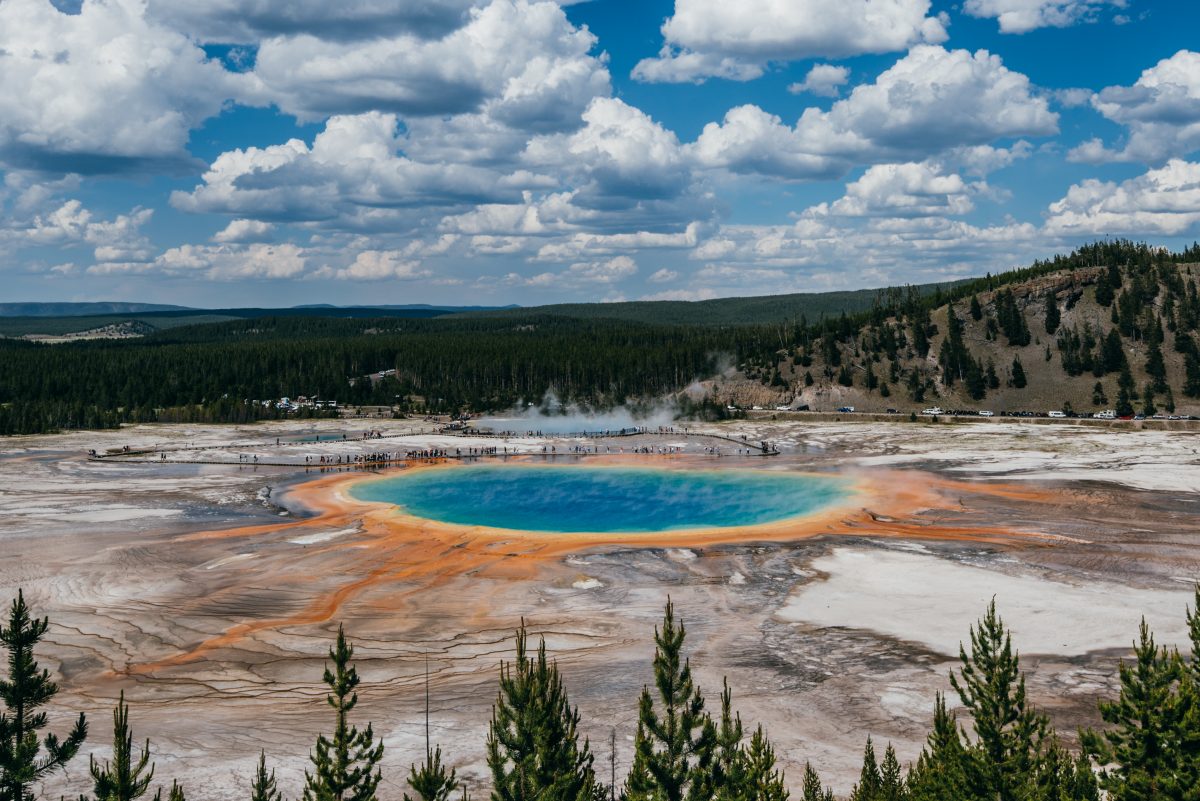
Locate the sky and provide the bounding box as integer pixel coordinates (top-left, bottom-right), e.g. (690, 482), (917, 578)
(2, 0), (1200, 308)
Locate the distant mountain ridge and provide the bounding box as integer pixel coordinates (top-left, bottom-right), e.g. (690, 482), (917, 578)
(0, 302), (193, 317)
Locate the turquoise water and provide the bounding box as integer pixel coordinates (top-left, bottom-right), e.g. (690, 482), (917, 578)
(350, 464), (850, 533)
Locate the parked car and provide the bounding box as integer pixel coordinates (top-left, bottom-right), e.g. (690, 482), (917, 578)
(836, 406), (856, 413)
(885, 408), (898, 414)
(921, 407), (944, 415)
(1048, 410), (1067, 418)
(1096, 410), (1116, 419)
(978, 410), (994, 417)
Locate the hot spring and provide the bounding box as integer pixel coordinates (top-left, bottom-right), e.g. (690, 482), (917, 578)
(349, 464), (852, 533)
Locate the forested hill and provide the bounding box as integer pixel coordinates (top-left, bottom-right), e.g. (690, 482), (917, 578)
(0, 301), (191, 317)
(467, 280), (967, 326)
(3, 240), (1200, 434)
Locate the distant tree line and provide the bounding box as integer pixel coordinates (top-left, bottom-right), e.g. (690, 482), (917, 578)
(4, 588), (1200, 800)
(4, 240), (1200, 434)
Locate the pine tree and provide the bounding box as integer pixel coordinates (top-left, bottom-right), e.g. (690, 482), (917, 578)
(800, 763), (826, 801)
(0, 590), (88, 801)
(737, 727), (788, 801)
(849, 737), (882, 801)
(1178, 590), (1200, 800)
(1033, 738), (1098, 801)
(487, 623), (598, 801)
(167, 780), (186, 801)
(625, 601), (714, 801)
(251, 751), (284, 801)
(85, 691), (156, 801)
(969, 296), (983, 321)
(407, 746), (460, 801)
(708, 679), (744, 801)
(949, 601), (1048, 801)
(879, 744), (907, 801)
(1010, 357), (1027, 389)
(303, 625), (384, 801)
(906, 694), (968, 801)
(1045, 292), (1061, 335)
(1081, 619), (1182, 800)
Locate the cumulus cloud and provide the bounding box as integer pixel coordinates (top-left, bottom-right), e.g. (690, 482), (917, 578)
(1069, 50), (1200, 164)
(90, 243), (310, 280)
(212, 219), (275, 243)
(172, 112), (532, 227)
(250, 0), (609, 128)
(523, 255), (637, 287)
(0, 0), (249, 174)
(632, 0), (947, 84)
(690, 46), (1057, 180)
(788, 65), (850, 98)
(1046, 159), (1200, 236)
(525, 97), (692, 205)
(963, 0), (1126, 34)
(17, 200), (154, 262)
(806, 162), (981, 218)
(324, 250), (435, 281)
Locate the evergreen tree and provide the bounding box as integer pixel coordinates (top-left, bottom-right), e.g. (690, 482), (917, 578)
(1045, 292), (1061, 335)
(167, 780), (185, 801)
(1102, 329), (1127, 373)
(625, 601), (714, 801)
(251, 751), (284, 801)
(969, 296), (983, 321)
(407, 746), (460, 801)
(708, 679), (744, 801)
(1142, 385), (1158, 417)
(0, 590), (88, 801)
(487, 624), (598, 801)
(800, 764), (828, 801)
(1033, 739), (1098, 801)
(1081, 620), (1183, 800)
(879, 744), (907, 801)
(949, 601), (1048, 801)
(736, 727), (788, 801)
(1116, 364), (1137, 416)
(1010, 357), (1027, 389)
(849, 737), (882, 801)
(906, 693), (969, 801)
(85, 691), (156, 801)
(1185, 351), (1200, 398)
(1146, 341), (1168, 392)
(303, 625), (384, 801)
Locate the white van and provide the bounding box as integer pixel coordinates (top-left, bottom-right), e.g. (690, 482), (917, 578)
(1096, 410), (1116, 419)
(1048, 410), (1067, 418)
(978, 410), (994, 417)
(922, 407), (944, 415)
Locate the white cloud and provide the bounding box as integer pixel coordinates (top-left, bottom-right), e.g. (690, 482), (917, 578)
(788, 65), (850, 98)
(806, 162), (981, 218)
(1069, 50), (1200, 164)
(648, 268), (678, 283)
(172, 112), (530, 227)
(632, 0), (947, 84)
(18, 200), (154, 262)
(963, 0), (1125, 34)
(90, 243), (310, 280)
(212, 219), (275, 243)
(524, 255), (637, 287)
(532, 223), (702, 262)
(326, 250), (434, 281)
(691, 46), (1057, 180)
(1046, 159), (1200, 236)
(0, 0), (249, 173)
(525, 97), (692, 205)
(251, 0), (608, 129)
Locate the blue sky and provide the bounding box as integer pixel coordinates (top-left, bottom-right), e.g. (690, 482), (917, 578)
(2, 0), (1199, 307)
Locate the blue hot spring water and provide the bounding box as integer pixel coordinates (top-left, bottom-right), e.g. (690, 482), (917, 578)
(349, 464), (850, 533)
